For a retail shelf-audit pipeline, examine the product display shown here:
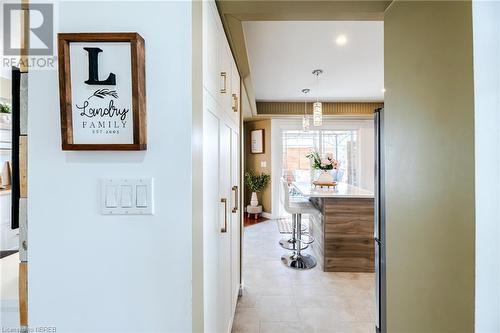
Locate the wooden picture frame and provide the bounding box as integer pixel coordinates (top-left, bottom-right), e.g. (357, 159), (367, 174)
(58, 33), (146, 150)
(250, 129), (264, 154)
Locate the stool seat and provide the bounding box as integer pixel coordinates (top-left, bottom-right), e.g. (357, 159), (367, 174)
(287, 201), (319, 215)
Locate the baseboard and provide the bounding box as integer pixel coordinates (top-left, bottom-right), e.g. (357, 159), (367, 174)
(238, 283), (244, 297)
(261, 212), (272, 219)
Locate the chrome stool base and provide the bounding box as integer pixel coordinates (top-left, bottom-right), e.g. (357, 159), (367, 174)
(279, 237), (308, 250)
(281, 253), (317, 270)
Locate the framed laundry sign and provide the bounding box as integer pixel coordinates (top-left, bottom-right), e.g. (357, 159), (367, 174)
(58, 33), (146, 150)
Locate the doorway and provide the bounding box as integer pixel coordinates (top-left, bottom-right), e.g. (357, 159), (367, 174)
(235, 17), (384, 330)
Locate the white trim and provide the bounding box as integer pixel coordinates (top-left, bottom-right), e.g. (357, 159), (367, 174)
(271, 119), (282, 219)
(261, 212), (272, 219)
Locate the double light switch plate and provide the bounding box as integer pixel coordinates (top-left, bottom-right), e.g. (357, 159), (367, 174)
(101, 178), (154, 215)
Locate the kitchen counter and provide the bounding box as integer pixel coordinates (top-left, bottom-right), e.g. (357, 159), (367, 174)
(293, 182), (375, 273)
(292, 182), (374, 198)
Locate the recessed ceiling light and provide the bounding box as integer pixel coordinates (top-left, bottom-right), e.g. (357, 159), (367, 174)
(336, 35), (347, 46)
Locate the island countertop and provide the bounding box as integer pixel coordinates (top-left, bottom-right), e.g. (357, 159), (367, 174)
(292, 182), (374, 199)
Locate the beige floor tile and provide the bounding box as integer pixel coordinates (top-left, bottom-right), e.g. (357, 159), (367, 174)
(232, 307), (260, 333)
(254, 295), (295, 309)
(316, 321), (375, 333)
(298, 306), (360, 331)
(259, 321), (305, 333)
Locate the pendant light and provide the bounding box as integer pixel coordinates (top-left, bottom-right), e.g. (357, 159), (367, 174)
(301, 88), (310, 131)
(312, 69), (323, 126)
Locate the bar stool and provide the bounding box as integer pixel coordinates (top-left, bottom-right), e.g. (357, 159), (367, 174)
(279, 178), (308, 251)
(279, 179), (319, 270)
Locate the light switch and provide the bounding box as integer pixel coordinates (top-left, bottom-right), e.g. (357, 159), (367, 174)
(101, 178), (153, 215)
(261, 161), (267, 168)
(136, 185), (148, 208)
(120, 185), (133, 207)
(105, 185), (118, 207)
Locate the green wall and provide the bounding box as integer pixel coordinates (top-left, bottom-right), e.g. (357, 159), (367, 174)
(385, 1), (475, 331)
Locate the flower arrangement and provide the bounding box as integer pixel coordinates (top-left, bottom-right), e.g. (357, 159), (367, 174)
(306, 151), (339, 171)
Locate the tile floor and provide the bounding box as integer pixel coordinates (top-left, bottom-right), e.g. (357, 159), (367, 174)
(232, 219), (375, 333)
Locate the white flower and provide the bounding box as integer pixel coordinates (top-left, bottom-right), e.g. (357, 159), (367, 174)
(325, 153), (334, 160)
(321, 159), (332, 165)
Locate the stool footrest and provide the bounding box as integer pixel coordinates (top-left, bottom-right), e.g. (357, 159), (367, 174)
(279, 237), (308, 250)
(297, 232), (315, 245)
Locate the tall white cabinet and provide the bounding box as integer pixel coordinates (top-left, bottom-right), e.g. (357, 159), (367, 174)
(202, 1), (241, 332)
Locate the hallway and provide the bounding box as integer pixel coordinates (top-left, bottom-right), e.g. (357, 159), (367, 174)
(232, 220), (375, 333)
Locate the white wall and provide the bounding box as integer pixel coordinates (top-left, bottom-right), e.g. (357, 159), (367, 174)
(473, 1), (500, 331)
(28, 2), (193, 331)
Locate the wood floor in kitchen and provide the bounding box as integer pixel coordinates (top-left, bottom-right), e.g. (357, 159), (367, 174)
(232, 219), (375, 333)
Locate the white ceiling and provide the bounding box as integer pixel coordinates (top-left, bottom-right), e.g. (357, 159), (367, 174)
(243, 21), (384, 102)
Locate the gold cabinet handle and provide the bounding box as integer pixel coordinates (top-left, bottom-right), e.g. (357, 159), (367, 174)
(231, 94), (238, 112)
(232, 186), (238, 213)
(221, 198), (228, 233)
(220, 72), (227, 94)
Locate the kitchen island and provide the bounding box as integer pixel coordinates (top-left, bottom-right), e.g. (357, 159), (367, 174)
(293, 182), (375, 273)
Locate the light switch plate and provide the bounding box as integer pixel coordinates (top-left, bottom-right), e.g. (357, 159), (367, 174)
(101, 178), (154, 215)
(260, 161), (267, 168)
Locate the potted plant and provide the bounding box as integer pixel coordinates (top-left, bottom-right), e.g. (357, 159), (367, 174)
(0, 103), (11, 125)
(306, 151), (339, 184)
(244, 170), (270, 207)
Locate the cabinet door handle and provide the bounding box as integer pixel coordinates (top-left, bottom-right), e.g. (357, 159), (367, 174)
(232, 186), (238, 213)
(231, 94), (238, 112)
(221, 198), (228, 233)
(220, 72), (227, 94)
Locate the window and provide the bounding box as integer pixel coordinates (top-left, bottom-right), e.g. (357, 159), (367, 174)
(282, 130), (319, 184)
(321, 130), (358, 185)
(282, 129), (359, 186)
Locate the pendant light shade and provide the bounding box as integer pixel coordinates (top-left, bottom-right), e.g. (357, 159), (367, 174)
(302, 116), (310, 131)
(313, 101), (322, 126)
(301, 88), (310, 131)
(312, 69), (323, 127)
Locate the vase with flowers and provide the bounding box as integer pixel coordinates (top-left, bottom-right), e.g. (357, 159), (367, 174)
(305, 151), (339, 184)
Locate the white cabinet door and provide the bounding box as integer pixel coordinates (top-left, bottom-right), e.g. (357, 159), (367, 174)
(219, 122), (233, 333)
(230, 129), (241, 312)
(203, 107), (220, 333)
(203, 0), (220, 101)
(219, 40), (232, 115)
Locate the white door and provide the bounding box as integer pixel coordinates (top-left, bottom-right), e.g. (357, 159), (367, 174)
(230, 129), (240, 311)
(219, 41), (232, 113)
(219, 122), (232, 333)
(202, 0), (219, 101)
(203, 109), (220, 333)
